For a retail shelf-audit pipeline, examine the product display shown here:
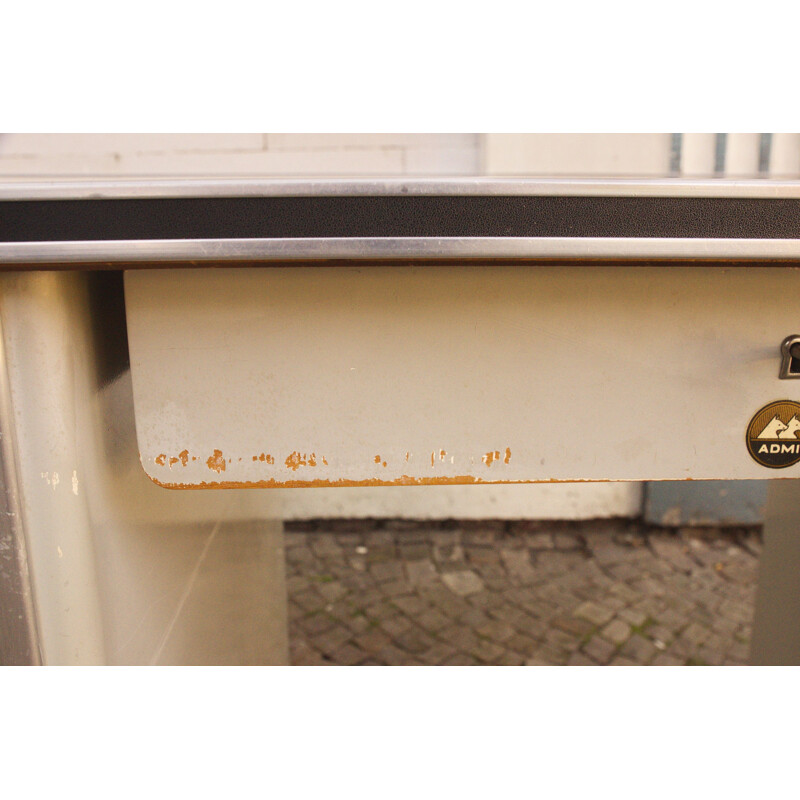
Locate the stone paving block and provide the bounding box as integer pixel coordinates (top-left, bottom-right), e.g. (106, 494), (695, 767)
(290, 641), (326, 666)
(554, 532), (583, 550)
(366, 546), (396, 563)
(567, 652), (597, 666)
(601, 619), (632, 646)
(476, 619), (516, 643)
(342, 614), (371, 635)
(591, 540), (635, 566)
(648, 537), (697, 572)
(695, 646), (725, 666)
(680, 622), (711, 648)
(370, 562), (404, 584)
(376, 644), (411, 664)
(379, 579), (410, 598)
(607, 563), (642, 582)
(509, 614), (549, 640)
(657, 607), (690, 633)
(311, 536), (343, 558)
(462, 529), (499, 546)
(582, 635), (616, 665)
(497, 651), (527, 666)
(420, 586), (470, 617)
(315, 626), (353, 657)
(652, 654), (684, 666)
(332, 644), (366, 666)
(459, 607), (492, 628)
(394, 626), (437, 654)
(442, 570), (485, 596)
(317, 581), (347, 602)
(365, 600), (399, 621)
(501, 549), (535, 575)
(631, 596), (663, 617)
(617, 607), (649, 628)
(506, 634), (538, 657)
(286, 575), (309, 593)
(719, 599), (754, 625)
(620, 634), (657, 663)
(552, 615), (596, 638)
(298, 613), (336, 636)
(526, 532), (555, 550)
(544, 629), (581, 652)
(406, 559), (438, 586)
(358, 588), (386, 608)
(646, 625), (673, 647)
(574, 601), (616, 627)
(416, 608), (450, 633)
(629, 577), (665, 597)
(398, 544), (431, 561)
(353, 628), (393, 654)
(284, 532), (307, 547)
(728, 641), (750, 662)
(287, 546), (315, 564)
(487, 604), (529, 627)
(439, 625), (480, 652)
(431, 531), (460, 547)
(609, 655), (638, 665)
(527, 644), (569, 665)
(442, 653), (479, 665)
(285, 521), (759, 666)
(380, 615), (413, 638)
(391, 595), (427, 616)
(607, 582), (641, 603)
(293, 590), (326, 613)
(365, 531), (394, 547)
(433, 543), (465, 563)
(418, 643), (459, 665)
(466, 547), (502, 566)
(470, 639), (507, 663)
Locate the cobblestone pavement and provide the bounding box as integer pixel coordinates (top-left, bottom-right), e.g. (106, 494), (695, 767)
(285, 519), (760, 666)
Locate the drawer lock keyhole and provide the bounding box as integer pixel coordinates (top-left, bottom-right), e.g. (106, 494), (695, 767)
(779, 335), (800, 379)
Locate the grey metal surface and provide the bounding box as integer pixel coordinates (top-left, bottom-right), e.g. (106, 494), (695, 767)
(0, 271), (288, 664)
(643, 481), (768, 527)
(6, 236), (800, 266)
(0, 299), (39, 665)
(751, 479), (800, 665)
(3, 177), (800, 199)
(128, 265), (800, 486)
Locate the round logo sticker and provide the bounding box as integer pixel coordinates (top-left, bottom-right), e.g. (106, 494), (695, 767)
(746, 400), (800, 469)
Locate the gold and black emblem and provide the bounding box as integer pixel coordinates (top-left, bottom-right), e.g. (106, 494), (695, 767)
(746, 400), (800, 468)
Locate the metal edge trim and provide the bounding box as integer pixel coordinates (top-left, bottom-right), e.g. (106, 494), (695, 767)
(3, 237), (800, 265)
(0, 295), (42, 664)
(3, 177), (800, 200)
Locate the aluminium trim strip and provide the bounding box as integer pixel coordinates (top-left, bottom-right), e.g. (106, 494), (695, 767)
(3, 177), (800, 200)
(3, 236), (800, 265)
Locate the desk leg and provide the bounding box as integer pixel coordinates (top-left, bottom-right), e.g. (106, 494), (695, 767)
(0, 272), (289, 665)
(750, 479), (800, 665)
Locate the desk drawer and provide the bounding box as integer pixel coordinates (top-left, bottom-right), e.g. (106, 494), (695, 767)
(126, 265), (800, 487)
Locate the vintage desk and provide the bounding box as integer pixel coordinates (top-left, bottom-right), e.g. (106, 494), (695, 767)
(1, 179), (798, 664)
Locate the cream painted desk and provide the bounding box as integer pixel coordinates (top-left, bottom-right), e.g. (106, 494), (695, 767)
(1, 179), (799, 664)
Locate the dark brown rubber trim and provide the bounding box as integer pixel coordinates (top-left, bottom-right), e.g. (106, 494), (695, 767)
(2, 195), (800, 242)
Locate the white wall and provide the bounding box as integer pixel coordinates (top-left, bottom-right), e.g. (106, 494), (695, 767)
(483, 133), (674, 176)
(0, 133), (480, 177)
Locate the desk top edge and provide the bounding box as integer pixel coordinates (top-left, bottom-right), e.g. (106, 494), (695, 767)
(4, 177), (800, 200)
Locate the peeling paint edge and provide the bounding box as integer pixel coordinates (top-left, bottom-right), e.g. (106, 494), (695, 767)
(146, 473), (639, 490)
